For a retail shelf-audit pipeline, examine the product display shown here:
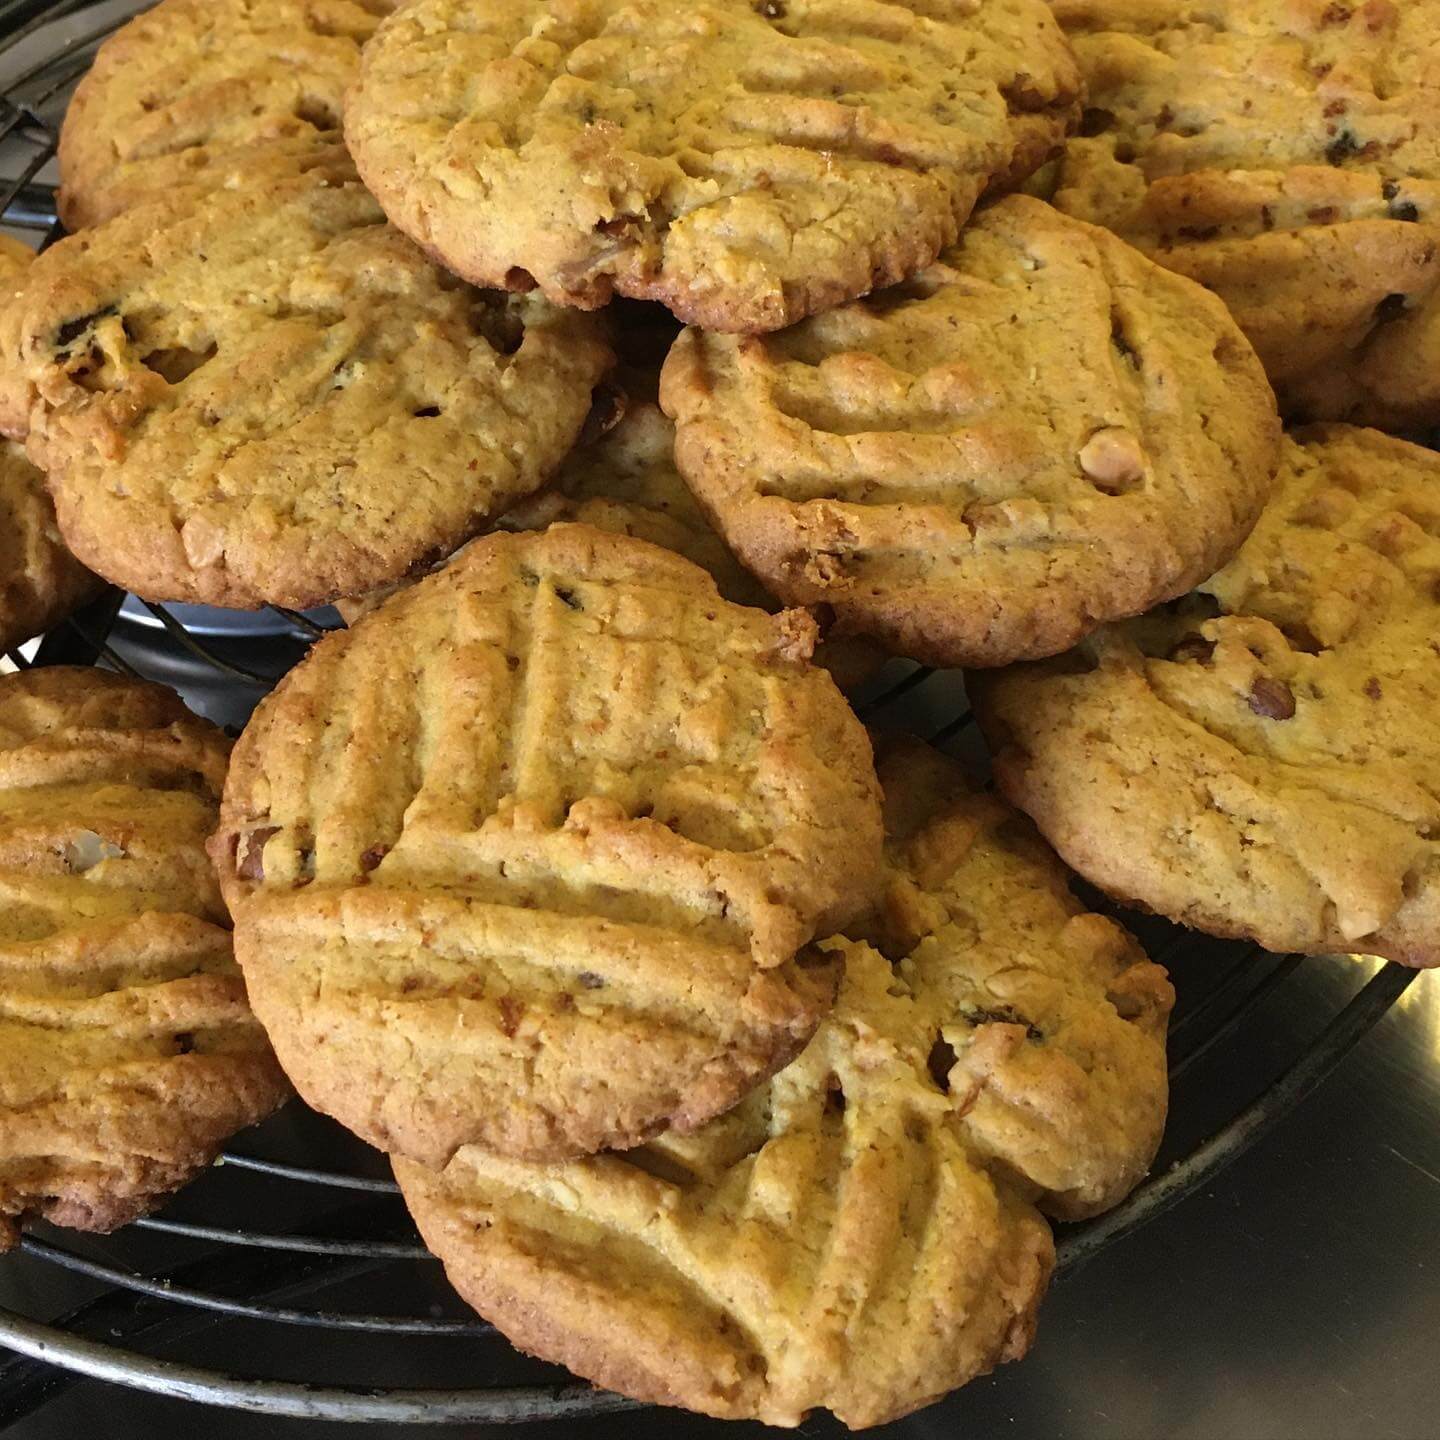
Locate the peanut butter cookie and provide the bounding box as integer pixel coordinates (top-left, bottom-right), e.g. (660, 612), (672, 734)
(1049, 0), (1440, 427)
(58, 0), (398, 230)
(0, 240), (103, 649)
(343, 364), (885, 687)
(0, 441), (104, 653)
(346, 0), (1081, 331)
(663, 196), (1279, 667)
(213, 525), (883, 1166)
(0, 667), (288, 1250)
(396, 936), (1054, 1428)
(1, 144), (612, 609)
(391, 739), (1170, 1425)
(860, 735), (1173, 1221)
(974, 425), (1440, 965)
(0, 234), (38, 438)
(0, 234), (32, 288)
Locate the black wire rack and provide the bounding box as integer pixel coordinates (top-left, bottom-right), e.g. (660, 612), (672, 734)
(0, 0), (1425, 1427)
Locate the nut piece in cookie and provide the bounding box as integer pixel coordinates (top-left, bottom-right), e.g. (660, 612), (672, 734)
(663, 195), (1280, 668)
(212, 525), (884, 1166)
(345, 0), (1082, 331)
(1049, 0), (1440, 427)
(0, 143), (613, 610)
(974, 424), (1440, 966)
(0, 667), (289, 1251)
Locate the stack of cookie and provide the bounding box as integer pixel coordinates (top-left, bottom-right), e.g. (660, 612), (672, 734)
(0, 0), (1434, 1426)
(208, 547), (1174, 1426)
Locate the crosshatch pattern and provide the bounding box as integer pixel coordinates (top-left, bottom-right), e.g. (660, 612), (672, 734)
(0, 668), (288, 1252)
(345, 0), (1082, 329)
(661, 195), (1279, 670)
(212, 526), (881, 1168)
(0, 0), (1424, 1426)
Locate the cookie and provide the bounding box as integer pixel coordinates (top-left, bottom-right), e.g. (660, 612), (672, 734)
(343, 367), (885, 687)
(860, 735), (1173, 1220)
(0, 667), (289, 1250)
(391, 737), (1170, 1426)
(0, 242), (103, 649)
(662, 195), (1280, 668)
(345, 0), (1082, 332)
(212, 524), (883, 1166)
(973, 424), (1440, 966)
(502, 383), (782, 609)
(0, 440), (104, 654)
(395, 936), (1054, 1429)
(1049, 0), (1440, 427)
(0, 143), (613, 609)
(57, 0), (397, 230)
(0, 235), (37, 439)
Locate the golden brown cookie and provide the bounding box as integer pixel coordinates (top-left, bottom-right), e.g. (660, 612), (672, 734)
(1049, 0), (1440, 427)
(503, 395), (888, 689)
(860, 735), (1172, 1220)
(662, 195), (1280, 668)
(213, 524), (883, 1166)
(0, 240), (104, 648)
(501, 386), (781, 609)
(973, 425), (1440, 966)
(391, 738), (1170, 1426)
(345, 0), (1081, 332)
(0, 440), (104, 654)
(58, 0), (399, 231)
(0, 235), (33, 288)
(0, 234), (37, 440)
(0, 143), (612, 610)
(0, 667), (289, 1251)
(395, 936), (1055, 1429)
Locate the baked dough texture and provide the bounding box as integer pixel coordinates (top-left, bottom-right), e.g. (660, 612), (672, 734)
(663, 195), (1279, 667)
(0, 239), (103, 648)
(0, 667), (288, 1250)
(862, 735), (1172, 1221)
(394, 736), (1171, 1426)
(58, 0), (399, 230)
(213, 525), (883, 1166)
(346, 0), (1081, 331)
(343, 364), (885, 687)
(0, 143), (612, 609)
(975, 424), (1440, 965)
(0, 440), (104, 654)
(1049, 0), (1440, 427)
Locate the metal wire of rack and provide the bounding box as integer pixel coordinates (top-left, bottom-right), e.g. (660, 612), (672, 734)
(0, 0), (1424, 1427)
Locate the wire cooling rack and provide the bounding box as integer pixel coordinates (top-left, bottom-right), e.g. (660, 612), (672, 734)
(0, 0), (1424, 1426)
